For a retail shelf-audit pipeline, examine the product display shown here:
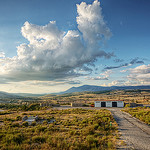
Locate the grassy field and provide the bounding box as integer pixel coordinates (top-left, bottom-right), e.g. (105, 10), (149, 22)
(40, 89), (150, 106)
(122, 107), (150, 125)
(0, 89), (150, 107)
(0, 108), (119, 150)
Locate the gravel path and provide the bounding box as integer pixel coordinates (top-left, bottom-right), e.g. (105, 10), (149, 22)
(109, 108), (150, 150)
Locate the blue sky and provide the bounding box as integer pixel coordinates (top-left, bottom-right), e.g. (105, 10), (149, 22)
(0, 0), (150, 93)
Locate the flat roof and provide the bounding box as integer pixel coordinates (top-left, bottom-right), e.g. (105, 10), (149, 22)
(95, 100), (123, 102)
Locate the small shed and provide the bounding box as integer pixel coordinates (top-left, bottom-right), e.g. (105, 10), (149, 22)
(95, 100), (124, 107)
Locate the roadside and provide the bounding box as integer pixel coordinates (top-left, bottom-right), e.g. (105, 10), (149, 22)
(109, 108), (150, 150)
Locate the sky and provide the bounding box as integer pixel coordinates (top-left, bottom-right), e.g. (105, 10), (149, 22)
(0, 0), (150, 94)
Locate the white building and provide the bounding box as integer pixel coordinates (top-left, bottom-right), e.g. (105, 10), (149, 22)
(94, 100), (124, 107)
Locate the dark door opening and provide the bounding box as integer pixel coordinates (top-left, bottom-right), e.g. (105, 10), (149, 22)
(101, 102), (106, 107)
(112, 102), (117, 107)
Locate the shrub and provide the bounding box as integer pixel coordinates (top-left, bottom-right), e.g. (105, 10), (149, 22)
(42, 120), (48, 125)
(22, 121), (28, 127)
(16, 116), (22, 121)
(4, 133), (24, 144)
(31, 121), (36, 126)
(107, 140), (113, 148)
(86, 135), (98, 148)
(36, 126), (47, 132)
(12, 133), (24, 144)
(32, 136), (46, 143)
(12, 123), (20, 127)
(83, 126), (95, 135)
(125, 104), (130, 108)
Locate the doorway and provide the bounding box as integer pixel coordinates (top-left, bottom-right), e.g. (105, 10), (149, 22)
(101, 102), (106, 107)
(112, 102), (117, 107)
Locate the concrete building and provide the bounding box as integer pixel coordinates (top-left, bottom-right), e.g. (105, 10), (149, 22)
(94, 100), (124, 107)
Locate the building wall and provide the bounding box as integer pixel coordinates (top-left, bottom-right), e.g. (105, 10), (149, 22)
(95, 101), (124, 107)
(117, 101), (124, 107)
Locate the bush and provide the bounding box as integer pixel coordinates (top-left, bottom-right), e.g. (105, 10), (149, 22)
(83, 126), (95, 135)
(125, 104), (130, 108)
(86, 135), (98, 148)
(32, 136), (46, 143)
(22, 121), (28, 127)
(4, 133), (24, 144)
(16, 116), (22, 121)
(31, 121), (36, 126)
(107, 140), (113, 148)
(42, 120), (48, 125)
(12, 123), (20, 127)
(36, 126), (47, 132)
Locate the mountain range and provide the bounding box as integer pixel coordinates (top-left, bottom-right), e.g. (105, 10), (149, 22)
(0, 85), (150, 98)
(0, 91), (45, 98)
(0, 91), (22, 99)
(57, 85), (150, 94)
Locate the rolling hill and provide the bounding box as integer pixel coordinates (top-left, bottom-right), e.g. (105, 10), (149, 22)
(57, 85), (150, 94)
(0, 91), (21, 99)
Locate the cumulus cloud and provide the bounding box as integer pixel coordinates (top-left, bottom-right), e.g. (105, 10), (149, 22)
(0, 52), (5, 58)
(87, 70), (112, 80)
(100, 80), (125, 86)
(108, 80), (125, 86)
(128, 64), (150, 84)
(76, 0), (112, 44)
(0, 0), (112, 83)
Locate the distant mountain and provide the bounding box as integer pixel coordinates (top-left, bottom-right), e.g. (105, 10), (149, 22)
(1, 85), (150, 98)
(0, 91), (22, 99)
(14, 93), (46, 97)
(57, 85), (150, 94)
(0, 91), (45, 99)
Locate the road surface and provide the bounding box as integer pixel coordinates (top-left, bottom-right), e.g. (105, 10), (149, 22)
(109, 108), (150, 150)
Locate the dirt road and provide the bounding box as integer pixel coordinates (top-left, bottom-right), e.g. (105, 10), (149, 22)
(109, 108), (150, 150)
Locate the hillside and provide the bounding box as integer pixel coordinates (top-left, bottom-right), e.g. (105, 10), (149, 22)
(56, 85), (150, 94)
(0, 91), (21, 99)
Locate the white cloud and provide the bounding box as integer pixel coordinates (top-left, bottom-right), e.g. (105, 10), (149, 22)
(76, 0), (111, 44)
(128, 64), (150, 84)
(0, 0), (112, 83)
(108, 80), (125, 86)
(100, 70), (112, 78)
(87, 70), (112, 80)
(0, 51), (5, 58)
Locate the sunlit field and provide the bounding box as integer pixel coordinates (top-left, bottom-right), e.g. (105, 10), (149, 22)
(0, 108), (119, 150)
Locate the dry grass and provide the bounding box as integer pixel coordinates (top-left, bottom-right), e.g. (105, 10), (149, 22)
(0, 108), (119, 150)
